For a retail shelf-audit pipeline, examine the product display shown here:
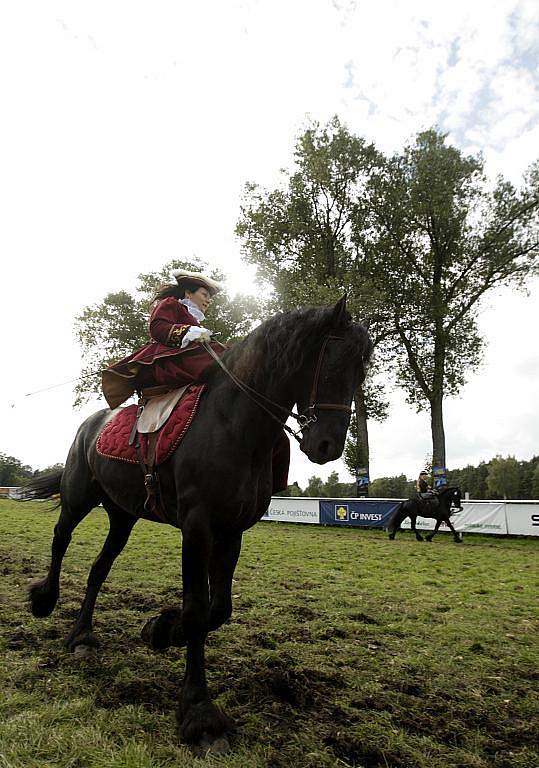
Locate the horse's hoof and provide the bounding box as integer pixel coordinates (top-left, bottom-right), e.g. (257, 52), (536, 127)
(141, 608), (185, 650)
(65, 629), (99, 653)
(454, 537), (463, 544)
(195, 733), (231, 757)
(73, 644), (97, 659)
(178, 700), (235, 754)
(29, 579), (58, 618)
(425, 537), (433, 542)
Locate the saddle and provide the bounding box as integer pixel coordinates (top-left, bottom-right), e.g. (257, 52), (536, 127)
(97, 384), (206, 523)
(130, 385), (188, 437)
(417, 492), (439, 513)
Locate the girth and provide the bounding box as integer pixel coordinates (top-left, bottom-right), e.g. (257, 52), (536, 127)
(128, 385), (188, 523)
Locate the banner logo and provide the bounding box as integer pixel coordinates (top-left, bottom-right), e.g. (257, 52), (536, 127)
(335, 504), (349, 521)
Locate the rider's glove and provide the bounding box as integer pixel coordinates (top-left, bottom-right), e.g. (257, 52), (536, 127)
(180, 326), (213, 349)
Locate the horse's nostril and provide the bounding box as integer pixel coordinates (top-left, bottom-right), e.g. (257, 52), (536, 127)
(319, 440), (330, 456)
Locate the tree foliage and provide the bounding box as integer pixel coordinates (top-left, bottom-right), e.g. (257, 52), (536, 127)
(236, 117), (393, 480)
(0, 454), (33, 486)
(358, 130), (539, 467)
(369, 474), (415, 499)
(486, 455), (522, 499)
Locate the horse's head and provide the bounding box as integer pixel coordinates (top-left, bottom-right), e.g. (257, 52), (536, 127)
(296, 296), (373, 464)
(450, 487), (463, 511)
(442, 486), (463, 512)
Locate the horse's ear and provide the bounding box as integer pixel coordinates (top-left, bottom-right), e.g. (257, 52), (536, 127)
(361, 317), (371, 330)
(330, 294), (348, 328)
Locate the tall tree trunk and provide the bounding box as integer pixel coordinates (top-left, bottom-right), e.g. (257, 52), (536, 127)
(354, 387), (370, 495)
(430, 393), (446, 469)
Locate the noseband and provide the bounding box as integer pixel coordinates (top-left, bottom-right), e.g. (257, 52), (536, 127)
(202, 335), (354, 443)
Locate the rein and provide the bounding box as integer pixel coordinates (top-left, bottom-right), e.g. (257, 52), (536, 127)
(201, 335), (353, 444)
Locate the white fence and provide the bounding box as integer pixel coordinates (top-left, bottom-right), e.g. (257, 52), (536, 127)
(263, 497), (539, 536)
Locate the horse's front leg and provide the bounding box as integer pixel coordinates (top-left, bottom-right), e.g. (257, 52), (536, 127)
(208, 533), (242, 631)
(445, 517), (463, 543)
(410, 514), (424, 541)
(176, 514), (232, 756)
(141, 533), (242, 648)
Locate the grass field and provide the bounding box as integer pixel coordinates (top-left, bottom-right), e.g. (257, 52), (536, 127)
(0, 499), (537, 768)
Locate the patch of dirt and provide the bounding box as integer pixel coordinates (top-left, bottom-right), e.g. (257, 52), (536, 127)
(6, 627), (37, 650)
(348, 612), (378, 624)
(289, 605), (316, 621)
(324, 733), (391, 768)
(106, 591), (159, 612)
(319, 627), (347, 640)
(226, 654), (345, 710)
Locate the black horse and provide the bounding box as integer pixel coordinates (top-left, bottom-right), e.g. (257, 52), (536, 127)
(24, 297), (372, 756)
(387, 486), (464, 543)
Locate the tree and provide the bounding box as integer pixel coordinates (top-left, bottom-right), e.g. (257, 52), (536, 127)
(0, 454), (33, 486)
(74, 259), (263, 405)
(358, 129), (539, 469)
(288, 482), (303, 497)
(322, 471), (344, 498)
(33, 463), (65, 478)
(447, 463), (488, 499)
(486, 455), (521, 499)
(369, 474), (413, 498)
(236, 118), (393, 482)
(532, 462), (539, 499)
(304, 475), (327, 497)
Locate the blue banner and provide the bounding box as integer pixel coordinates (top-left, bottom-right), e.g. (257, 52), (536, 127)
(320, 499), (401, 528)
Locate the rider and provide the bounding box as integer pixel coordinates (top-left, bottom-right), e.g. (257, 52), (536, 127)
(102, 268), (290, 493)
(416, 470), (434, 499)
(102, 269), (225, 409)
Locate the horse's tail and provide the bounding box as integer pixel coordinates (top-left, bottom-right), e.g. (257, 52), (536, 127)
(19, 470), (63, 508)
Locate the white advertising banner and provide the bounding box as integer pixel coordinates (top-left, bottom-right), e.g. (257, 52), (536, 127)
(398, 502), (508, 535)
(263, 497), (320, 524)
(264, 498), (539, 535)
(506, 503), (539, 536)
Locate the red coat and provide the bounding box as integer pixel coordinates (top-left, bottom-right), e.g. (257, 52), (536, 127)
(102, 297), (225, 409)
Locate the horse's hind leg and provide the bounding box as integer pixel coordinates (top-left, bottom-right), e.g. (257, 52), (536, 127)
(65, 501), (137, 655)
(29, 477), (101, 619)
(29, 439), (102, 619)
(388, 508), (405, 540)
(410, 515), (424, 541)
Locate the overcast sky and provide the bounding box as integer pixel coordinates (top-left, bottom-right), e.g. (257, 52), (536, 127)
(1, 0), (538, 488)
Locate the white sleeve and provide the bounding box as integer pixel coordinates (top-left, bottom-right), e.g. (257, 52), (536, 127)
(180, 326), (213, 349)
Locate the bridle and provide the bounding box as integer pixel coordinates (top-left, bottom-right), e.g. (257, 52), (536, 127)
(201, 335), (353, 443)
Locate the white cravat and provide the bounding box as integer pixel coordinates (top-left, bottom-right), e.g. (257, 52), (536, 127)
(180, 298), (205, 322)
(179, 298), (212, 348)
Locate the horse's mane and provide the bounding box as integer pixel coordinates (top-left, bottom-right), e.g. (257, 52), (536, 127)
(202, 304), (373, 392)
(439, 486), (460, 495)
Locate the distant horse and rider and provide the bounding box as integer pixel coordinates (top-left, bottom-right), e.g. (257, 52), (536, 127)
(387, 481), (464, 543)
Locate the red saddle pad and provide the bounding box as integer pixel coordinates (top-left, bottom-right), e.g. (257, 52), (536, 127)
(96, 384), (205, 466)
